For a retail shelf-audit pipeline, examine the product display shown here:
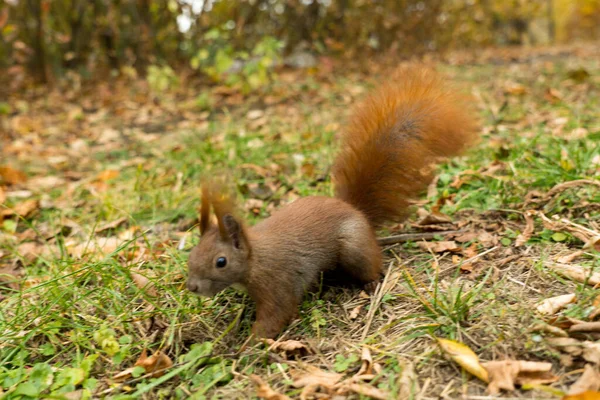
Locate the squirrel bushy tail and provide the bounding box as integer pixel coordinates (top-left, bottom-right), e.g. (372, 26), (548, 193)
(332, 66), (480, 229)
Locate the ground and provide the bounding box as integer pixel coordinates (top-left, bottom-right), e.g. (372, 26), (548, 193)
(0, 43), (599, 399)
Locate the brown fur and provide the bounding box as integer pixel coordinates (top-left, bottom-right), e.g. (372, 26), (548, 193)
(187, 66), (480, 339)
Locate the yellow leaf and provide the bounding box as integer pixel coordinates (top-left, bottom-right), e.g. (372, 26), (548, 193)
(437, 338), (489, 382)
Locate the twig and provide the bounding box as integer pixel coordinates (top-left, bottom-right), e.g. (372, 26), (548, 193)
(377, 230), (461, 245)
(360, 261), (394, 342)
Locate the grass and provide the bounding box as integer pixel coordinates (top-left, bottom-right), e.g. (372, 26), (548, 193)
(1, 45), (600, 399)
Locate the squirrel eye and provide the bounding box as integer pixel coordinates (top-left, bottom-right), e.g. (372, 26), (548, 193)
(215, 257), (227, 268)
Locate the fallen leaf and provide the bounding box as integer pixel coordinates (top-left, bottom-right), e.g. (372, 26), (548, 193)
(130, 270), (158, 297)
(17, 242), (44, 265)
(536, 294), (576, 315)
(291, 365), (342, 389)
(570, 322), (600, 333)
(0, 265), (23, 290)
(263, 339), (312, 358)
(505, 82), (527, 95)
(591, 295), (600, 321)
(342, 383), (388, 400)
(461, 243), (479, 258)
(418, 241), (460, 253)
(563, 391), (600, 400)
(1, 199), (39, 218)
(584, 236), (600, 253)
(96, 217), (128, 234)
(454, 231), (478, 243)
(0, 187), (5, 204)
(0, 166), (27, 185)
(477, 231), (497, 247)
(437, 338), (489, 382)
(546, 263), (600, 286)
(583, 342), (600, 364)
(96, 169), (120, 182)
(68, 237), (122, 258)
(546, 337), (584, 356)
(558, 251), (585, 264)
(355, 347), (373, 377)
(112, 349), (172, 382)
(568, 364), (600, 395)
(349, 304), (362, 320)
(247, 109), (265, 120)
(417, 210), (453, 226)
(397, 361), (420, 399)
(516, 210), (536, 246)
(545, 87), (563, 102)
(250, 375), (291, 400)
(482, 360), (554, 394)
(27, 176), (66, 191)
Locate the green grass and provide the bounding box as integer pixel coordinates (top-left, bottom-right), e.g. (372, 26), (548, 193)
(1, 49), (599, 399)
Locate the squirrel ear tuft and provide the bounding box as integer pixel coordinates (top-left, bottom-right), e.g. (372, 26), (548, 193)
(199, 186), (211, 235)
(222, 214), (243, 249)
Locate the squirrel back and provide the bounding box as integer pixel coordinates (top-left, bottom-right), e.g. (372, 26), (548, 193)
(332, 66), (479, 228)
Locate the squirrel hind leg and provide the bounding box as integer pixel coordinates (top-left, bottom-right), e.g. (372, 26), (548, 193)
(337, 218), (383, 292)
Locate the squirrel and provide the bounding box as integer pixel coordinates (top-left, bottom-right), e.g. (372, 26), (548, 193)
(186, 66), (480, 339)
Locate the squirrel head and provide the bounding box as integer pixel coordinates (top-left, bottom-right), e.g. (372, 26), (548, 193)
(187, 185), (250, 297)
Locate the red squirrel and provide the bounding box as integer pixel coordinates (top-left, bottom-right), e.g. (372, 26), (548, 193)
(186, 67), (480, 339)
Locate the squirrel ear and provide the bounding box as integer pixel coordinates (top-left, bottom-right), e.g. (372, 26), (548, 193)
(199, 187), (211, 235)
(221, 214), (244, 249)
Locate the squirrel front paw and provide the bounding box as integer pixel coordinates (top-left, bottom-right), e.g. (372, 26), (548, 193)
(363, 280), (380, 295)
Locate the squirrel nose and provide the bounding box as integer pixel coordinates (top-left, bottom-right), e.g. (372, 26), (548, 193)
(187, 280), (198, 292)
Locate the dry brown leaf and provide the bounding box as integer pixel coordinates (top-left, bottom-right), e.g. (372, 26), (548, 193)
(461, 243), (479, 259)
(17, 242), (44, 265)
(568, 364), (600, 395)
(583, 342), (600, 364)
(0, 265), (22, 290)
(250, 375), (292, 400)
(135, 350), (173, 377)
(342, 383), (388, 400)
(516, 210), (536, 247)
(0, 187), (5, 204)
(558, 251), (585, 264)
(546, 179), (600, 198)
(96, 169), (120, 182)
(529, 322), (568, 337)
(291, 365), (342, 389)
(482, 360), (553, 394)
(437, 338), (489, 382)
(0, 166), (27, 185)
(1, 199), (39, 218)
(68, 237), (122, 258)
(546, 263), (600, 286)
(505, 82), (527, 95)
(546, 337), (584, 356)
(477, 231), (497, 247)
(417, 210), (453, 226)
(354, 347), (373, 377)
(454, 231), (478, 243)
(570, 322), (600, 333)
(113, 349), (173, 382)
(96, 217), (128, 233)
(584, 236), (600, 253)
(263, 339), (312, 358)
(591, 295), (600, 321)
(536, 293), (576, 315)
(349, 304), (363, 320)
(130, 270), (158, 297)
(397, 361), (420, 399)
(418, 241), (460, 254)
(563, 391), (600, 400)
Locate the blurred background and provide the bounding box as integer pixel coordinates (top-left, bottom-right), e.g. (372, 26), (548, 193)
(1, 0), (599, 89)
